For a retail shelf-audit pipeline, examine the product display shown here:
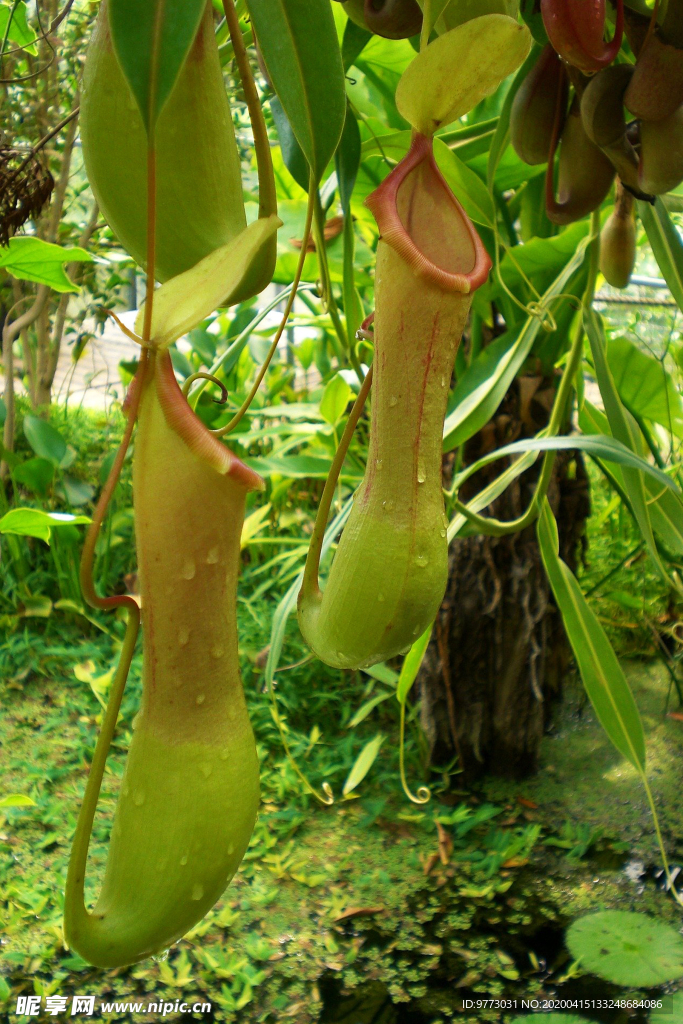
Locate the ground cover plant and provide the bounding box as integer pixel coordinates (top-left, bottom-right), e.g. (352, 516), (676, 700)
(2, 0), (683, 1020)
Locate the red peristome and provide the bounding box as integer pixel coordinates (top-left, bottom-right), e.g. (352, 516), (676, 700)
(541, 0), (624, 72)
(154, 351), (265, 491)
(365, 133), (491, 294)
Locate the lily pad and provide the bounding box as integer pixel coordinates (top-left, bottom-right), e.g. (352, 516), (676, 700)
(566, 911), (683, 987)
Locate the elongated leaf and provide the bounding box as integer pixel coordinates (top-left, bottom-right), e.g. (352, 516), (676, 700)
(348, 692), (393, 728)
(135, 215), (280, 347)
(395, 15), (531, 135)
(448, 449), (539, 543)
(454, 433), (679, 493)
(397, 625), (433, 704)
(537, 501), (646, 770)
(639, 198), (683, 313)
(247, 0), (346, 181)
(271, 96), (309, 193)
(337, 106), (364, 345)
(585, 308), (671, 587)
(109, 0), (205, 131)
(343, 734), (384, 796)
(0, 237), (91, 293)
(336, 106), (361, 215)
(443, 236), (589, 452)
(341, 15), (372, 71)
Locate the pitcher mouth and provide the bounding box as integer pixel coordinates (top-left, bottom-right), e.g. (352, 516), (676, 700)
(154, 350), (265, 491)
(364, 133), (491, 294)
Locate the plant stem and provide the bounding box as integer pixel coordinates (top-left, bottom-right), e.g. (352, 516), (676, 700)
(222, 0), (277, 220)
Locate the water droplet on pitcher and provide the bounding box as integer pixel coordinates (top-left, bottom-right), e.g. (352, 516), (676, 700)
(389, 395), (398, 407)
(206, 547), (219, 564)
(441, 375), (447, 388)
(417, 467), (426, 484)
(191, 883), (204, 902)
(378, 593), (385, 603)
(200, 763), (212, 779)
(180, 558), (196, 580)
(440, 528), (447, 538)
(134, 792), (145, 807)
(152, 949), (170, 963)
(132, 712), (140, 730)
(228, 843), (235, 856)
(196, 693), (206, 706)
(414, 554), (429, 568)
(180, 855), (188, 866)
(122, 783), (130, 798)
(375, 459), (383, 471)
(211, 643), (225, 660)
(220, 749), (229, 761)
(385, 499), (395, 512)
(178, 626), (190, 647)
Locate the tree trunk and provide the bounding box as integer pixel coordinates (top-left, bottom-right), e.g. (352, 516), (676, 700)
(419, 373), (590, 781)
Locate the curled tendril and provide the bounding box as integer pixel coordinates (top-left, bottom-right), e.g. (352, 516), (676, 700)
(267, 669), (335, 806)
(525, 301), (558, 333)
(181, 372), (228, 404)
(399, 701), (431, 806)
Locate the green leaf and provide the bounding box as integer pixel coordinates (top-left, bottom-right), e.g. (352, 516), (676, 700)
(336, 106), (361, 216)
(0, 508), (91, 544)
(135, 216), (281, 348)
(108, 0), (205, 131)
(246, 0), (346, 181)
(566, 911), (683, 987)
(584, 307), (671, 587)
(606, 334), (683, 437)
(434, 139), (495, 228)
(454, 433), (679, 495)
(348, 692), (393, 728)
(12, 457), (55, 496)
(343, 734), (385, 796)
(0, 237), (91, 293)
(443, 236), (589, 452)
(270, 96), (310, 193)
(396, 625), (433, 704)
(639, 197), (683, 313)
(341, 15), (372, 71)
(537, 501), (646, 770)
(579, 400), (683, 556)
(320, 373), (352, 426)
(22, 415), (67, 466)
(0, 1), (37, 50)
(652, 990), (683, 1023)
(0, 792), (36, 807)
(395, 15), (531, 136)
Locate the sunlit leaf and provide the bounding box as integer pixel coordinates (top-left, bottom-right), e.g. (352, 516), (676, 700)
(136, 216), (280, 348)
(320, 374), (352, 426)
(395, 15), (531, 136)
(0, 508), (91, 544)
(0, 237), (91, 293)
